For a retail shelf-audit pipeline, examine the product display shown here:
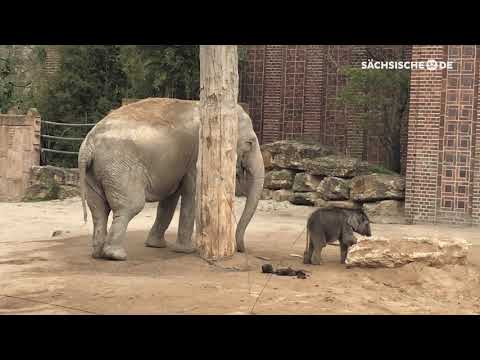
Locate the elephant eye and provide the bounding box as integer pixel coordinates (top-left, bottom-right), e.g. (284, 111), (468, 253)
(246, 139), (255, 148)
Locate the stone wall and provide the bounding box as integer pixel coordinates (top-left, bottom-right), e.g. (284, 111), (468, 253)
(259, 140), (406, 224)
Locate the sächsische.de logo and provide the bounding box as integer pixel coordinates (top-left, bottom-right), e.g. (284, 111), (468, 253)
(362, 59), (453, 71)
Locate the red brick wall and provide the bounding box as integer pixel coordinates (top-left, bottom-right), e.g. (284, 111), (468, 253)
(405, 45), (480, 225)
(239, 45), (265, 141)
(261, 46), (284, 144)
(240, 45), (411, 170)
(404, 46), (445, 224)
(303, 46), (325, 141)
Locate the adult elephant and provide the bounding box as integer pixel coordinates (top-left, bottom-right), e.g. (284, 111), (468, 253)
(78, 98), (264, 261)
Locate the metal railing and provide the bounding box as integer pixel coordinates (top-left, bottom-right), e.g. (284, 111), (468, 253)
(40, 120), (95, 164)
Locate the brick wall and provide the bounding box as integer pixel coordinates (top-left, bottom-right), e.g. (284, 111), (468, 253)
(405, 45), (480, 225)
(44, 46), (61, 75)
(240, 45), (411, 169)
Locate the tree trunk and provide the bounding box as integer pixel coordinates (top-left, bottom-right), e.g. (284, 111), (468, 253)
(195, 45), (239, 260)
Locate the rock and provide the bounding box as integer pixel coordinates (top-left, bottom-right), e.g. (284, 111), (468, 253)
(261, 149), (274, 170)
(345, 236), (470, 268)
(289, 192), (320, 206)
(313, 198), (329, 208)
(350, 174), (405, 202)
(261, 140), (337, 170)
(317, 177), (350, 200)
(303, 156), (376, 178)
(23, 166), (80, 201)
(363, 200), (406, 224)
(314, 199), (361, 209)
(260, 189), (274, 200)
(23, 183), (57, 201)
(58, 185), (80, 200)
(272, 189), (293, 202)
(52, 230), (63, 237)
(264, 169), (295, 190)
(30, 165), (80, 187)
(292, 173), (323, 192)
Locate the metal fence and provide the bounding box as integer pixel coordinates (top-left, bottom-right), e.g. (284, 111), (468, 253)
(40, 120), (95, 166)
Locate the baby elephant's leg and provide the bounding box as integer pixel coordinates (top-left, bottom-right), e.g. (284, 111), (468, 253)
(310, 233), (326, 265)
(340, 226), (355, 264)
(303, 232), (314, 264)
(340, 243), (349, 264)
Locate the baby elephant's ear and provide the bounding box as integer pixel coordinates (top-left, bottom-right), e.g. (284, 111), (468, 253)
(346, 212), (362, 230)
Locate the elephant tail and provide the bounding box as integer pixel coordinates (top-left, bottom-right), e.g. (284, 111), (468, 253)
(78, 136), (94, 224)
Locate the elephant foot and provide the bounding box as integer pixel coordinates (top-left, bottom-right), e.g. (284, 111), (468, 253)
(171, 243), (196, 254)
(102, 245), (127, 261)
(145, 236), (167, 248)
(303, 253), (311, 265)
(310, 253), (323, 265)
(236, 242), (245, 253)
(92, 246), (104, 259)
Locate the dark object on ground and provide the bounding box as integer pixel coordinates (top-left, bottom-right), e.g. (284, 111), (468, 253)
(261, 263), (309, 279)
(304, 207), (371, 265)
(262, 264), (274, 273)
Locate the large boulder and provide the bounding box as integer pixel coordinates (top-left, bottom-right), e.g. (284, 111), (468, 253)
(363, 200), (406, 224)
(261, 140), (336, 170)
(272, 189), (294, 202)
(289, 192), (320, 206)
(23, 166), (80, 201)
(317, 177), (350, 200)
(350, 174), (405, 202)
(345, 236), (470, 268)
(30, 165), (79, 187)
(314, 199), (361, 209)
(292, 173), (323, 192)
(303, 156), (375, 178)
(264, 169), (296, 190)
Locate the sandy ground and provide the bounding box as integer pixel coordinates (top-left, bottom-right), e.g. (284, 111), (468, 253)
(1, 197), (480, 315)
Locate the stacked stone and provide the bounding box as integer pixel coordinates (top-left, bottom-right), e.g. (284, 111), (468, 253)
(260, 140), (406, 224)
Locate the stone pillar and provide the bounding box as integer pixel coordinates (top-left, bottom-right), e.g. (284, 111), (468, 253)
(0, 108), (41, 201)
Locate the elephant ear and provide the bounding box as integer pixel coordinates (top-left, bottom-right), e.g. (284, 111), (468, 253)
(346, 211), (362, 231)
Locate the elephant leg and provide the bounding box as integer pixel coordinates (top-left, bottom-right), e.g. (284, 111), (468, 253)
(102, 191), (145, 261)
(310, 234), (326, 265)
(172, 168), (196, 254)
(340, 243), (349, 264)
(145, 189), (181, 248)
(86, 184), (110, 259)
(303, 232), (314, 265)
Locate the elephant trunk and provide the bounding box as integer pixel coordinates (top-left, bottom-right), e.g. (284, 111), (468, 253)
(235, 142), (264, 252)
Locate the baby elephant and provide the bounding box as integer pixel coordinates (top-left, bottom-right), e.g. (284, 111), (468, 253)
(303, 207), (371, 265)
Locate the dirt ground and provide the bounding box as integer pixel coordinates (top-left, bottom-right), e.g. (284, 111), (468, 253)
(1, 197), (479, 315)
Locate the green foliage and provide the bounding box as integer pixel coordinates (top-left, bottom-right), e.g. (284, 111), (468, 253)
(120, 45), (200, 100)
(36, 45), (128, 167)
(2, 45), (245, 168)
(22, 172), (61, 202)
(337, 66), (410, 172)
(0, 45), (39, 113)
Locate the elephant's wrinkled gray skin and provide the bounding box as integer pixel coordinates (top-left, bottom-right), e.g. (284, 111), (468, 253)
(303, 208), (371, 265)
(78, 98), (265, 261)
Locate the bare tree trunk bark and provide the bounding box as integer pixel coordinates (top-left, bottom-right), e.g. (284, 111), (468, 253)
(195, 45), (239, 260)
